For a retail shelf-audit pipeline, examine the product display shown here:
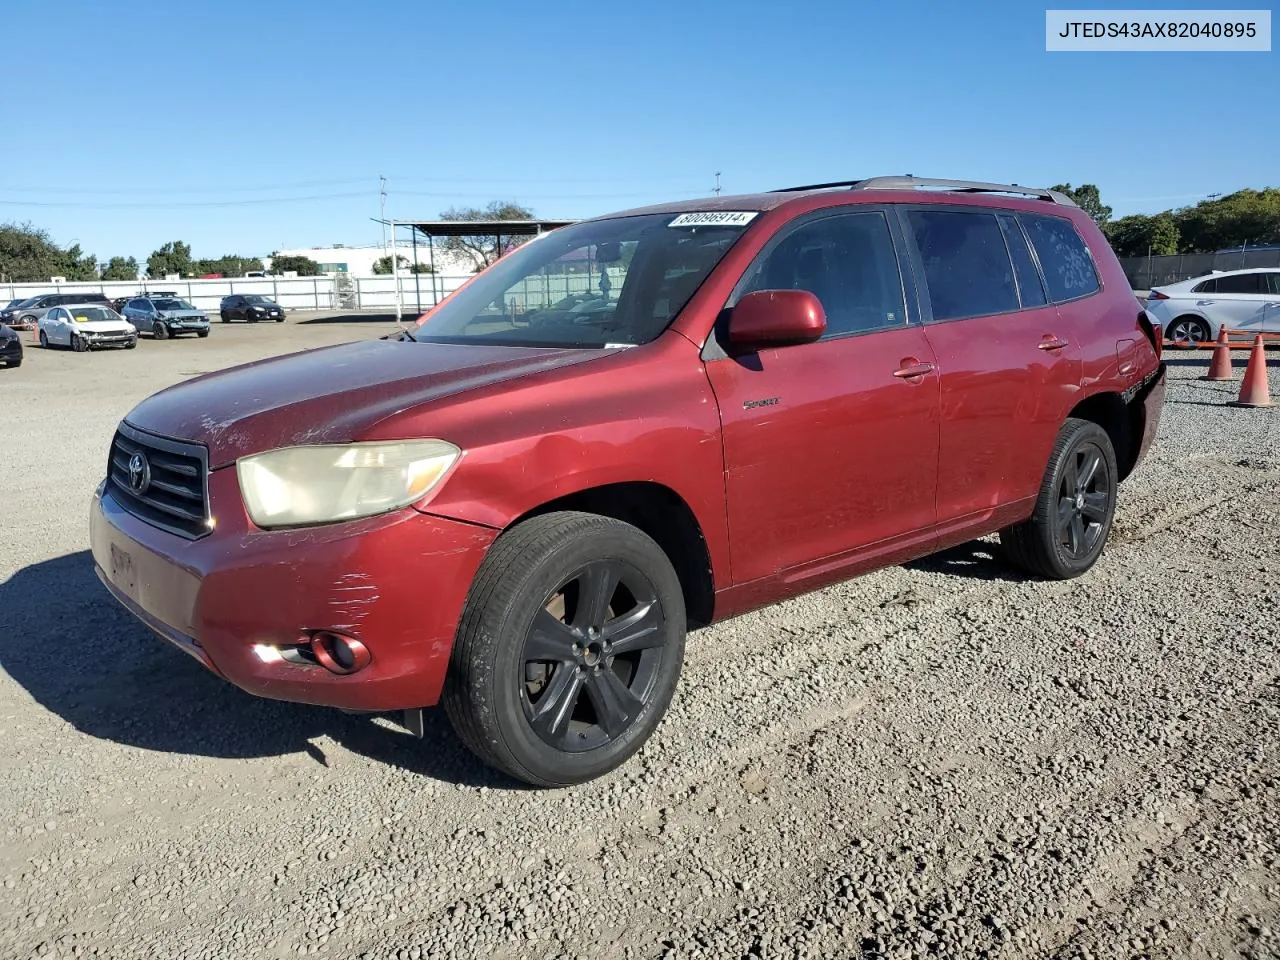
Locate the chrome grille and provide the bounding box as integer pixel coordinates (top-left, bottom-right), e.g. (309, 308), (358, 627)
(107, 424), (210, 539)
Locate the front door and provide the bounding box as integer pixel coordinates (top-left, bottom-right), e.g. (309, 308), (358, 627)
(705, 208), (941, 584)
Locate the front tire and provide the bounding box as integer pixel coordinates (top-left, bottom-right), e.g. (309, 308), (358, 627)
(38, 330), (49, 348)
(1166, 315), (1211, 344)
(443, 511), (687, 787)
(153, 322), (168, 340)
(72, 334), (88, 353)
(1000, 418), (1118, 580)
(220, 311), (231, 323)
(197, 330), (209, 338)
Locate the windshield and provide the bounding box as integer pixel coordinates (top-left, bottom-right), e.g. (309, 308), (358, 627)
(412, 212), (756, 348)
(153, 298), (195, 311)
(243, 295), (271, 304)
(69, 307), (121, 323)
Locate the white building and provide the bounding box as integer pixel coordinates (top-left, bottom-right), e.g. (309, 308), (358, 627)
(266, 242), (475, 278)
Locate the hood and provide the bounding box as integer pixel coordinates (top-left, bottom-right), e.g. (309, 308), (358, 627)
(124, 337), (612, 468)
(158, 309), (208, 319)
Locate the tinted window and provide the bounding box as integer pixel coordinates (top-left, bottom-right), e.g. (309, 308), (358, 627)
(997, 214), (1047, 308)
(1192, 278), (1217, 293)
(1020, 214), (1100, 302)
(1214, 273), (1263, 295)
(734, 211), (906, 337)
(907, 210), (1018, 321)
(48, 309), (64, 320)
(1266, 273), (1280, 295)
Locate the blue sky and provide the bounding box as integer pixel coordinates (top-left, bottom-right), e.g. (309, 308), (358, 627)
(2, 0), (1275, 264)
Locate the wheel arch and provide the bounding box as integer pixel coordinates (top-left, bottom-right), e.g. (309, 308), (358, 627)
(507, 481), (716, 630)
(1067, 391), (1142, 481)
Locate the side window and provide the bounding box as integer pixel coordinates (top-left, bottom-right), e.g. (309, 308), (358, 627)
(1214, 273), (1262, 295)
(1020, 214), (1101, 302)
(48, 308), (64, 321)
(1192, 278), (1217, 293)
(1267, 274), (1280, 295)
(997, 214), (1047, 308)
(733, 211), (906, 338)
(907, 210), (1019, 321)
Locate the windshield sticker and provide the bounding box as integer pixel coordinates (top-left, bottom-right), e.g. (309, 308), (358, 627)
(668, 211), (758, 228)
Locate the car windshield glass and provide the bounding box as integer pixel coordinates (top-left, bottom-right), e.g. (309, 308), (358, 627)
(243, 295), (270, 304)
(153, 298), (194, 311)
(411, 212), (756, 348)
(69, 307), (119, 323)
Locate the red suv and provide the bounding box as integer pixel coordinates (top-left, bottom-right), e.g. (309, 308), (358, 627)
(90, 177), (1166, 787)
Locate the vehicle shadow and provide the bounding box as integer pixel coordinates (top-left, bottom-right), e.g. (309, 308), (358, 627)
(296, 312), (412, 325)
(904, 539), (1030, 582)
(0, 551), (517, 789)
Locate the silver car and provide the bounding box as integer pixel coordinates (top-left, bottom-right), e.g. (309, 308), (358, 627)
(2, 292), (113, 329)
(121, 295), (211, 340)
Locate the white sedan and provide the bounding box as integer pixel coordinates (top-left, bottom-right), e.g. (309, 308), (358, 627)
(38, 304), (138, 352)
(1145, 268), (1280, 343)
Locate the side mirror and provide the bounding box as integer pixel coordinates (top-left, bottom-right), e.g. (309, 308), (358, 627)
(727, 290), (826, 350)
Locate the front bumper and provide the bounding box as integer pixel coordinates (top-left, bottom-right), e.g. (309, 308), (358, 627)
(83, 332), (137, 347)
(0, 339), (21, 362)
(90, 472), (497, 711)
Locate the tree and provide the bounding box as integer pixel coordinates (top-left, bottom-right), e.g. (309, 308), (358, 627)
(1103, 213), (1179, 258)
(0, 222), (99, 282)
(193, 255), (265, 277)
(1172, 188), (1280, 253)
(438, 201), (536, 271)
(372, 254), (410, 275)
(101, 256), (141, 281)
(147, 241), (193, 279)
(268, 254), (322, 276)
(1049, 183), (1112, 225)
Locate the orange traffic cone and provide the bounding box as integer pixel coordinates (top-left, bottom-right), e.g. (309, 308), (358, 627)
(1201, 327), (1233, 381)
(1227, 335), (1273, 408)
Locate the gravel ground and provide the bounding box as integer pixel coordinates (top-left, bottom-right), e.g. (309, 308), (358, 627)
(1, 325), (1278, 960)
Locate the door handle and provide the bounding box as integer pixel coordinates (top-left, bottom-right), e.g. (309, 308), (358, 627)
(893, 359), (935, 379)
(1038, 337), (1070, 351)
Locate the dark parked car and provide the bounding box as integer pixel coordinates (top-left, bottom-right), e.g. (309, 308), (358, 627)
(121, 296), (210, 340)
(91, 176), (1165, 787)
(4, 292), (111, 329)
(220, 294), (285, 322)
(0, 322), (22, 367)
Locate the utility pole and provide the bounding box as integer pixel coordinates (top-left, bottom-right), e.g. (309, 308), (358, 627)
(379, 176), (388, 261)
(713, 171), (721, 196)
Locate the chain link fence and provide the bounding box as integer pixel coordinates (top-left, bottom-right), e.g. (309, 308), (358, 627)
(1120, 248), (1280, 289)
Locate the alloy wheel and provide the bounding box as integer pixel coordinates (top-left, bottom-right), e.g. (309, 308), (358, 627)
(520, 558), (668, 753)
(1056, 440), (1111, 560)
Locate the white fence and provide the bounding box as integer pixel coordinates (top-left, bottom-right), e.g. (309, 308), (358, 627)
(2, 266), (621, 317)
(0, 277), (338, 313)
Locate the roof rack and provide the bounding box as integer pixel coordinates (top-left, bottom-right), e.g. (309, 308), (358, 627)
(772, 176), (1077, 206)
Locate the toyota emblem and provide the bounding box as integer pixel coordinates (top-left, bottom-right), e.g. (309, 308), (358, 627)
(127, 452), (151, 494)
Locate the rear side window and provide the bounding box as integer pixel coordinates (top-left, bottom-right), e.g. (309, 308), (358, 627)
(1267, 273), (1280, 295)
(1192, 278), (1217, 293)
(734, 211), (906, 338)
(1020, 214), (1100, 302)
(1214, 273), (1263, 294)
(997, 214), (1047, 308)
(907, 210), (1018, 321)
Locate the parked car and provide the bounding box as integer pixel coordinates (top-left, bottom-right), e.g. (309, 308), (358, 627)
(90, 176), (1165, 787)
(219, 294), (285, 322)
(1145, 268), (1280, 343)
(5, 292), (112, 329)
(1, 297), (36, 327)
(38, 304), (137, 351)
(0, 321), (23, 367)
(121, 296), (210, 340)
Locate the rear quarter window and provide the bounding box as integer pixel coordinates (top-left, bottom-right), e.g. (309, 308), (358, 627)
(1020, 214), (1100, 302)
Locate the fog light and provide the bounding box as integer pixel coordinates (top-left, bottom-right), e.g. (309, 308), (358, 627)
(309, 631), (372, 675)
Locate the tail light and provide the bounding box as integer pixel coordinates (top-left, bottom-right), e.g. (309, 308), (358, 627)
(1146, 290), (1170, 300)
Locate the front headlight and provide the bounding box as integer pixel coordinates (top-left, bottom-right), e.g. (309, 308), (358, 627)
(236, 440), (461, 529)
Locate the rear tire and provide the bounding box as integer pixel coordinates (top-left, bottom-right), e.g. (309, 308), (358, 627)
(1000, 418), (1118, 580)
(443, 511), (687, 787)
(6, 359), (20, 368)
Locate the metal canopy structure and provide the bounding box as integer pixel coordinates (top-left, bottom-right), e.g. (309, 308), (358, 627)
(376, 218), (579, 319)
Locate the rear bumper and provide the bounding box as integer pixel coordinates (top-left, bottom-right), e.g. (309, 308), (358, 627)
(90, 478), (497, 711)
(1128, 361), (1166, 471)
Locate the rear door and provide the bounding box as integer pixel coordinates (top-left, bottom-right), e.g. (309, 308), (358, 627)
(705, 207), (940, 583)
(1265, 273), (1280, 332)
(898, 206), (1083, 527)
(1206, 272), (1270, 334)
